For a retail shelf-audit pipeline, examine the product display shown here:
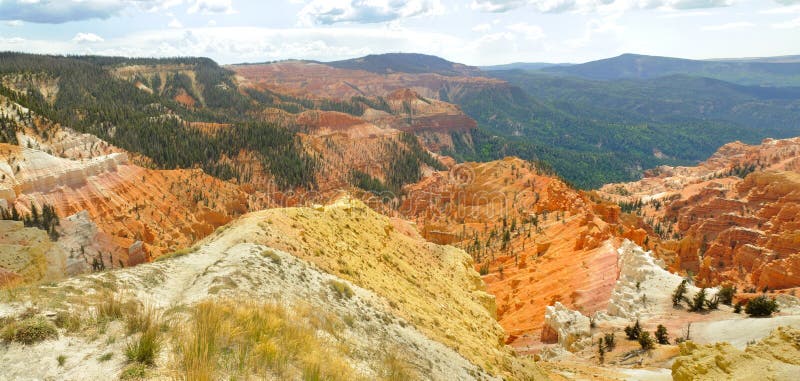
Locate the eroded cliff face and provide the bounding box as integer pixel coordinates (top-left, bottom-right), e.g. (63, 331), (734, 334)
(230, 61), (488, 153)
(598, 137), (800, 291)
(1, 142), (249, 260)
(397, 157), (648, 350)
(231, 61), (505, 100)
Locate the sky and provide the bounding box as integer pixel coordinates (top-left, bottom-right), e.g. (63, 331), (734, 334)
(0, 0), (799, 65)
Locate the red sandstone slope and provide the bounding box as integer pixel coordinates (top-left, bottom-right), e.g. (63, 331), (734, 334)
(231, 61), (504, 100)
(598, 137), (800, 291)
(230, 62), (490, 153)
(399, 157), (648, 347)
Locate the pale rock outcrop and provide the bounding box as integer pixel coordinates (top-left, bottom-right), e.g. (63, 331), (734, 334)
(607, 240), (715, 320)
(541, 302), (591, 351)
(672, 327), (800, 381)
(0, 220), (66, 283)
(55, 211), (138, 275)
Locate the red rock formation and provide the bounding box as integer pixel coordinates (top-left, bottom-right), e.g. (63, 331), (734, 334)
(599, 137), (800, 290)
(398, 157), (644, 350)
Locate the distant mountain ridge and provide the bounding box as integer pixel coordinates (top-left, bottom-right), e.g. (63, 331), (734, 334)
(479, 62), (572, 71)
(325, 53), (482, 76)
(539, 53), (800, 86)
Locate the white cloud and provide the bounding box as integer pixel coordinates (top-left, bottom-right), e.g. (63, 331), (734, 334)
(5, 20), (24, 27)
(507, 22), (545, 40)
(470, 0), (528, 12)
(472, 23), (492, 32)
(760, 4), (800, 14)
(701, 21), (755, 30)
(188, 0), (235, 15)
(169, 18), (184, 28)
(0, 0), (185, 24)
(658, 10), (711, 18)
(470, 0), (733, 13)
(72, 32), (105, 43)
(298, 0), (444, 26)
(773, 16), (800, 28)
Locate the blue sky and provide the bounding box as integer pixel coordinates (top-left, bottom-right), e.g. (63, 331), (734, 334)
(1, 0), (799, 65)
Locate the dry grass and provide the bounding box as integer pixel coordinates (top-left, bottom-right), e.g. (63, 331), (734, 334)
(173, 299), (358, 380)
(154, 246), (197, 262)
(125, 321), (163, 366)
(0, 316), (58, 344)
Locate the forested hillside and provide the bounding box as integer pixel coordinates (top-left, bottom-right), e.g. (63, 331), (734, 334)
(0, 53), (321, 189)
(440, 67), (800, 188)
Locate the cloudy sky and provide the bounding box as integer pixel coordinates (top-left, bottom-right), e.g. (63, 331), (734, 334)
(1, 0), (799, 65)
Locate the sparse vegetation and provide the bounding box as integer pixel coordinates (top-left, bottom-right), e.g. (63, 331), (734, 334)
(124, 311), (162, 366)
(0, 316), (58, 344)
(655, 325), (669, 345)
(638, 331), (655, 350)
(119, 363), (147, 380)
(380, 351), (414, 381)
(689, 288), (707, 312)
(624, 320), (642, 340)
(745, 295), (779, 317)
(56, 354), (66, 367)
(327, 280), (354, 300)
(717, 284), (736, 306)
(672, 279), (688, 307)
(603, 332), (616, 351)
(261, 249), (282, 265)
(598, 337), (605, 364)
(154, 247), (197, 262)
(54, 310), (83, 332)
(173, 299), (357, 381)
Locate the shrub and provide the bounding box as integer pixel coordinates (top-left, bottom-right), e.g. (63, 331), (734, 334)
(734, 301), (744, 314)
(154, 247), (197, 262)
(598, 338), (605, 364)
(624, 320), (642, 340)
(638, 331), (655, 351)
(1, 316), (58, 344)
(705, 295), (720, 310)
(381, 351), (413, 381)
(261, 249), (282, 265)
(745, 295), (779, 317)
(717, 284), (736, 306)
(327, 280), (354, 300)
(120, 364), (147, 380)
(655, 325), (669, 345)
(99, 352), (113, 362)
(57, 355), (66, 367)
(96, 292), (126, 321)
(478, 262), (489, 276)
(125, 306), (158, 334)
(672, 279), (688, 307)
(689, 288), (707, 312)
(125, 324), (162, 366)
(54, 310), (83, 332)
(603, 332), (616, 351)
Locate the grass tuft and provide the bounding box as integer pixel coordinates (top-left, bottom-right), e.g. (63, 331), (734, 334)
(119, 363), (147, 380)
(124, 310), (162, 366)
(327, 280), (354, 300)
(173, 299), (355, 380)
(1, 316), (58, 344)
